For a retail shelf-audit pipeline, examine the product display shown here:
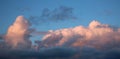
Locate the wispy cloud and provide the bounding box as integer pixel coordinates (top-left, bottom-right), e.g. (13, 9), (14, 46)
(41, 6), (76, 20)
(29, 6), (77, 25)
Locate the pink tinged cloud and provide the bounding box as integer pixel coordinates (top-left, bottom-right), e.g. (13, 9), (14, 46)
(2, 15), (120, 51)
(40, 20), (120, 50)
(1, 16), (120, 59)
(5, 16), (32, 49)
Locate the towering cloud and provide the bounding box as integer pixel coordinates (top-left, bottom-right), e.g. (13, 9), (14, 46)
(5, 16), (32, 49)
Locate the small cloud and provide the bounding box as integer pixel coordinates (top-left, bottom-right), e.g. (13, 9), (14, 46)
(29, 6), (77, 25)
(41, 6), (76, 20)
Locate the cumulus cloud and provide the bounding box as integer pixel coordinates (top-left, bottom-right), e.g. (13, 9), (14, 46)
(31, 20), (120, 59)
(4, 16), (32, 49)
(37, 20), (120, 50)
(0, 16), (49, 49)
(1, 16), (120, 59)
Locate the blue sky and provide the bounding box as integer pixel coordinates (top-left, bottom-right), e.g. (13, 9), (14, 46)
(0, 0), (120, 34)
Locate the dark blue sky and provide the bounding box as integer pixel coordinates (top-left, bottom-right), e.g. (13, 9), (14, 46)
(0, 0), (120, 34)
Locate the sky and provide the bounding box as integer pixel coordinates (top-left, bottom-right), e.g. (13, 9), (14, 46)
(1, 0), (120, 59)
(0, 0), (120, 34)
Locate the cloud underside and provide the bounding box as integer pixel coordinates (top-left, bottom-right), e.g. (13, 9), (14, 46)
(0, 16), (120, 59)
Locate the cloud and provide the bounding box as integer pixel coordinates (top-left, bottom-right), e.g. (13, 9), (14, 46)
(103, 48), (120, 59)
(0, 35), (3, 39)
(0, 15), (50, 49)
(31, 30), (49, 35)
(1, 16), (120, 59)
(41, 6), (76, 20)
(29, 6), (77, 25)
(0, 47), (120, 59)
(31, 20), (120, 58)
(4, 16), (32, 49)
(0, 47), (76, 59)
(38, 20), (120, 50)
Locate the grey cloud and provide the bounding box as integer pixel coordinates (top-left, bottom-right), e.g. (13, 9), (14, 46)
(29, 6), (77, 25)
(0, 47), (76, 59)
(1, 47), (120, 59)
(41, 6), (76, 20)
(103, 48), (120, 59)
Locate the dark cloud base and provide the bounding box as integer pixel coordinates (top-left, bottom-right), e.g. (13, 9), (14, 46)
(0, 47), (120, 59)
